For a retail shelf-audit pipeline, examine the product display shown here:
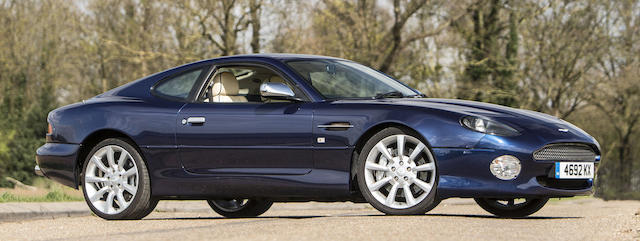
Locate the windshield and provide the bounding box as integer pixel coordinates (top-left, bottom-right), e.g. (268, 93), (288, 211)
(287, 60), (419, 99)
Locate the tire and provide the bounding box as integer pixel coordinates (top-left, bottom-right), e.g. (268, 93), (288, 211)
(356, 127), (439, 215)
(81, 138), (158, 220)
(207, 199), (273, 218)
(424, 197), (442, 212)
(474, 198), (549, 218)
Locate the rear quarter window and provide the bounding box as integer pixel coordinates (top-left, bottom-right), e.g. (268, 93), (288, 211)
(153, 68), (204, 100)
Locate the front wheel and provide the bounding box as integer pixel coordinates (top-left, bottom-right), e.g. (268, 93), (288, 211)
(356, 127), (439, 215)
(207, 199), (273, 218)
(81, 138), (158, 220)
(474, 198), (549, 218)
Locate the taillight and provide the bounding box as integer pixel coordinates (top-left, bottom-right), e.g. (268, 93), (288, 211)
(47, 123), (52, 135)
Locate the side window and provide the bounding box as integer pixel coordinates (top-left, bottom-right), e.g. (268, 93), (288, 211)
(153, 68), (203, 100)
(290, 61), (388, 99)
(198, 65), (304, 103)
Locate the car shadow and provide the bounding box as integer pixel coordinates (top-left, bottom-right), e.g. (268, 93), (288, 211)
(328, 213), (581, 219)
(146, 213), (581, 221)
(424, 213), (582, 219)
(146, 215), (325, 221)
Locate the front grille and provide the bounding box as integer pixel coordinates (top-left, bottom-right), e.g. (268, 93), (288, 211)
(533, 144), (596, 161)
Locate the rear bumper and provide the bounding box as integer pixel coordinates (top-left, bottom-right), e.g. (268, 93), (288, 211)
(34, 165), (44, 177)
(434, 148), (595, 199)
(35, 143), (81, 188)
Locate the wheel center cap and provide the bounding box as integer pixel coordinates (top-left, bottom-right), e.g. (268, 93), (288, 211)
(392, 156), (410, 176)
(107, 174), (120, 183)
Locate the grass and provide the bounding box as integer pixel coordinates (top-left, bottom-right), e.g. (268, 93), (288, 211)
(0, 190), (83, 203)
(0, 177), (84, 203)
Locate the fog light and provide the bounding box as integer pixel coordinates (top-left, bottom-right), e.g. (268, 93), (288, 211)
(490, 155), (521, 180)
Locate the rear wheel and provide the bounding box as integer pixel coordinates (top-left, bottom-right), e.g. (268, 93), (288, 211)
(356, 127), (439, 215)
(207, 199), (273, 218)
(474, 198), (548, 218)
(81, 138), (158, 220)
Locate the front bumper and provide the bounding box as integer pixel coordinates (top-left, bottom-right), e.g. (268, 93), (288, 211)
(433, 148), (595, 199)
(35, 143), (81, 188)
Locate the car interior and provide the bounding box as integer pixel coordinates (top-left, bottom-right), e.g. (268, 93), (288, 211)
(200, 66), (297, 103)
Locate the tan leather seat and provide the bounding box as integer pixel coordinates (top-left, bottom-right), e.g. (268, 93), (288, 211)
(268, 76), (288, 86)
(211, 72), (247, 103)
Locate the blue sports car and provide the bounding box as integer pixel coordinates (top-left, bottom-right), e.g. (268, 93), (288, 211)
(35, 54), (600, 220)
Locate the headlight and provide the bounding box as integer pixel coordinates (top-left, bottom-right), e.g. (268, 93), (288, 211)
(461, 116), (519, 136)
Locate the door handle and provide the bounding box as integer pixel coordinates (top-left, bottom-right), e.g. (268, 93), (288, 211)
(184, 117), (206, 125)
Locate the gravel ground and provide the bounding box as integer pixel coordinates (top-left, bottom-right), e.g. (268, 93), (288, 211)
(0, 198), (638, 241)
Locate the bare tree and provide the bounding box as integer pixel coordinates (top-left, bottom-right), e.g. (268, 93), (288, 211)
(519, 0), (607, 118)
(249, 0), (262, 53)
(591, 0), (640, 194)
(453, 0), (552, 107)
(181, 0), (253, 56)
(311, 0), (466, 72)
(0, 0), (80, 186)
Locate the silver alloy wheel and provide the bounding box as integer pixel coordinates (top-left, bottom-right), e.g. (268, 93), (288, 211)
(210, 199), (249, 212)
(364, 134), (436, 209)
(84, 145), (139, 215)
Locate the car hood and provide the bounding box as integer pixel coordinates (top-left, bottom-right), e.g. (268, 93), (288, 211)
(367, 98), (597, 146)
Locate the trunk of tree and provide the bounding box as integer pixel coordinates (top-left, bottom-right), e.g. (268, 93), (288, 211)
(249, 0), (261, 53)
(378, 0), (427, 73)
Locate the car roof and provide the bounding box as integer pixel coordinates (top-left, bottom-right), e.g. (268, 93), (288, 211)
(209, 53), (346, 62)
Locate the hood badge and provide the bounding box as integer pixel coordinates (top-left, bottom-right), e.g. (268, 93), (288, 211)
(558, 128), (569, 133)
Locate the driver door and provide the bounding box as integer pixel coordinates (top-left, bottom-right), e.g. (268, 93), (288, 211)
(176, 64), (313, 176)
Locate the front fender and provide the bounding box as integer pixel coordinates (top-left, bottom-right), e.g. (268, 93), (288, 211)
(313, 101), (485, 149)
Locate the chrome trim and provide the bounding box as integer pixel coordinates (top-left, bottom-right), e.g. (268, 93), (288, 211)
(533, 143), (596, 162)
(260, 82), (295, 98)
(187, 117), (206, 124)
(317, 124), (354, 128)
(34, 165), (44, 177)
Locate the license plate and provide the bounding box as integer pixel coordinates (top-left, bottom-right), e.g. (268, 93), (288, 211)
(555, 162), (594, 179)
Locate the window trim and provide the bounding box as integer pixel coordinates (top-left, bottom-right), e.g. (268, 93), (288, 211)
(150, 64), (213, 103)
(193, 62), (312, 104)
(284, 59), (421, 100)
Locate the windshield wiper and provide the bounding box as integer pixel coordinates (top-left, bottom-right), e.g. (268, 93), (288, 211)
(374, 91), (405, 99)
(407, 93), (427, 98)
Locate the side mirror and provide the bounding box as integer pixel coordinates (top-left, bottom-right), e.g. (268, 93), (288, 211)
(260, 82), (299, 101)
